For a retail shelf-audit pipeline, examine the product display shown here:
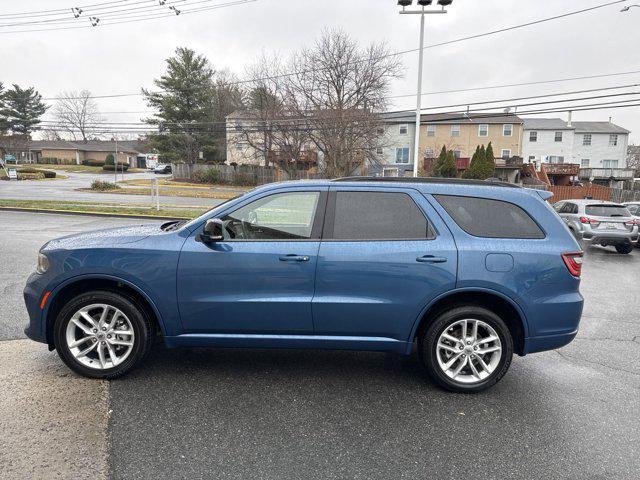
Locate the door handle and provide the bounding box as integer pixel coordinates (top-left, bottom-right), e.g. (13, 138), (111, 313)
(279, 254), (310, 262)
(416, 255), (447, 264)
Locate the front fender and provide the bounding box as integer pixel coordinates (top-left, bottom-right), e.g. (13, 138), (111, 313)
(43, 273), (171, 341)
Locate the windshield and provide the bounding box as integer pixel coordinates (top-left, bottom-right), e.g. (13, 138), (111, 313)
(585, 205), (630, 217)
(182, 189), (254, 230)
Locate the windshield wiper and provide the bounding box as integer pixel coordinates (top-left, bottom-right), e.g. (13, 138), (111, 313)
(161, 220), (187, 231)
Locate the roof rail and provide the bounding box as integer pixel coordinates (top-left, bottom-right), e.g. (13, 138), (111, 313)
(331, 176), (521, 188)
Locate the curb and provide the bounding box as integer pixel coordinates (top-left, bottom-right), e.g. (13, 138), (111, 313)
(0, 206), (191, 220)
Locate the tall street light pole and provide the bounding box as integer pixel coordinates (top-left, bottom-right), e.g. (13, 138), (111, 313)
(398, 0), (451, 177)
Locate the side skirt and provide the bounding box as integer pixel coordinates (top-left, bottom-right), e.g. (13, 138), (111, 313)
(164, 333), (411, 354)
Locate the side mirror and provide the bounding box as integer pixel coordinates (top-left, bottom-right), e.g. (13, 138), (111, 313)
(197, 218), (224, 243)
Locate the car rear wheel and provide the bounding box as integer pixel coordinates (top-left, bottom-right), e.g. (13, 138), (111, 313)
(53, 290), (153, 379)
(419, 306), (514, 393)
(615, 244), (634, 254)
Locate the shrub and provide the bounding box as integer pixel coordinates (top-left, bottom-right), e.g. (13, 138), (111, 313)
(234, 172), (257, 186)
(18, 168), (56, 178)
(90, 180), (120, 191)
(83, 159), (105, 167)
(192, 168), (220, 184)
(102, 163), (129, 171)
(105, 154), (115, 165)
(17, 172), (45, 180)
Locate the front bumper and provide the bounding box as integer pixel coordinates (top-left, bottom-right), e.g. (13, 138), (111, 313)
(23, 272), (49, 344)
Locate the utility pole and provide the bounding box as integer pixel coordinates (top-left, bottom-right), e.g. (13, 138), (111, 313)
(397, 0), (451, 177)
(113, 137), (119, 183)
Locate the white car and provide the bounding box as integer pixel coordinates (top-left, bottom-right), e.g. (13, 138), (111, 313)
(153, 164), (172, 174)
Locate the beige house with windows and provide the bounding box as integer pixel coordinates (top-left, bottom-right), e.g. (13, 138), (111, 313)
(418, 113), (524, 162)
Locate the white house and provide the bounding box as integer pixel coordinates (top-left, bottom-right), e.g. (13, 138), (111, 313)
(522, 118), (574, 166)
(368, 111), (416, 177)
(571, 121), (630, 170)
(522, 117), (632, 186)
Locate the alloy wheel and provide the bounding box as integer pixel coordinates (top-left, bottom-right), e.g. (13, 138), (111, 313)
(65, 303), (135, 370)
(436, 318), (502, 384)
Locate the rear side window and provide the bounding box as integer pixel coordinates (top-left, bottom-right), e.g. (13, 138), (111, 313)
(330, 191), (431, 240)
(585, 204), (630, 217)
(434, 195), (545, 239)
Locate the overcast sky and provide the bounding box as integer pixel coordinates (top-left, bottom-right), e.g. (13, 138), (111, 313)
(2, 0), (639, 143)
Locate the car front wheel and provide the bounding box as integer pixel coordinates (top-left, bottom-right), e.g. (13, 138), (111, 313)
(420, 306), (514, 393)
(53, 290), (153, 379)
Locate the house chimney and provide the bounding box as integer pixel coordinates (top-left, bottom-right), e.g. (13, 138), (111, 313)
(567, 111), (572, 127)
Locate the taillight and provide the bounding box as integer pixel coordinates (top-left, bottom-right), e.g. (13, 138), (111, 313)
(562, 252), (583, 277)
(580, 217), (598, 224)
(626, 219), (638, 226)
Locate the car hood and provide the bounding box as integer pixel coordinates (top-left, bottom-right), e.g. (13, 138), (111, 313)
(43, 223), (164, 250)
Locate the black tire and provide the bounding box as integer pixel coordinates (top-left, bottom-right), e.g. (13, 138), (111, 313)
(419, 306), (514, 393)
(615, 244), (633, 254)
(53, 290), (153, 379)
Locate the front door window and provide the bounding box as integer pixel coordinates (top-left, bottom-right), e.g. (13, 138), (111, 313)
(221, 192), (320, 240)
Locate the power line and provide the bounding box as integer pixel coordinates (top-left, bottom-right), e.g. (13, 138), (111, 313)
(0, 0), (239, 28)
(0, 1), (180, 27)
(36, 97), (640, 134)
(0, 0), (257, 34)
(416, 83), (640, 111)
(40, 69), (640, 103)
(0, 0), (133, 18)
(393, 0), (629, 57)
(388, 69), (640, 99)
(40, 84), (640, 128)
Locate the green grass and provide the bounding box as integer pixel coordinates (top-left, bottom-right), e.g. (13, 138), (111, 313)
(0, 199), (206, 219)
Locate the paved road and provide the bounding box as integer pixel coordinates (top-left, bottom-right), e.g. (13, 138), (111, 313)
(1, 211), (639, 479)
(0, 169), (227, 207)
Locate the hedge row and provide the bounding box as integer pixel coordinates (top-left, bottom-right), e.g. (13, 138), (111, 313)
(102, 164), (129, 171)
(17, 168), (56, 178)
(82, 159), (105, 167)
(17, 172), (45, 180)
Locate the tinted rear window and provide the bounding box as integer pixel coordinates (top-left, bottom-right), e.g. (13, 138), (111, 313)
(434, 194), (545, 239)
(331, 191), (430, 240)
(585, 205), (630, 217)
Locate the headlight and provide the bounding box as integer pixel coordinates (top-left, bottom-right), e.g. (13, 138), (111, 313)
(36, 253), (50, 274)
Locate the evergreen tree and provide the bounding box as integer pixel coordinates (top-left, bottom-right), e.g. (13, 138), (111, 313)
(462, 145), (481, 179)
(143, 47), (222, 164)
(105, 153), (115, 166)
(482, 141), (496, 179)
(1, 84), (47, 136)
(0, 82), (9, 134)
(440, 150), (458, 178)
(431, 145), (448, 176)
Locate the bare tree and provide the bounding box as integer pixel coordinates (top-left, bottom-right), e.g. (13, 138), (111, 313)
(40, 128), (63, 141)
(284, 29), (402, 177)
(0, 134), (29, 164)
(627, 145), (640, 175)
(53, 90), (102, 142)
(232, 53), (295, 170)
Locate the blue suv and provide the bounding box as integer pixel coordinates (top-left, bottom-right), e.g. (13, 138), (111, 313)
(24, 178), (584, 392)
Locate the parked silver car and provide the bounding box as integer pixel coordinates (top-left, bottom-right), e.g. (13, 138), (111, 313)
(624, 202), (640, 247)
(553, 199), (638, 254)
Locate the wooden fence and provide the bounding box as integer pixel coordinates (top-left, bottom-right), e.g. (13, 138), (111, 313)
(172, 163), (322, 186)
(547, 184), (611, 202)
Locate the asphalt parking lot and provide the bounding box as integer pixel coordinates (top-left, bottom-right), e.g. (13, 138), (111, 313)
(1, 210), (639, 479)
